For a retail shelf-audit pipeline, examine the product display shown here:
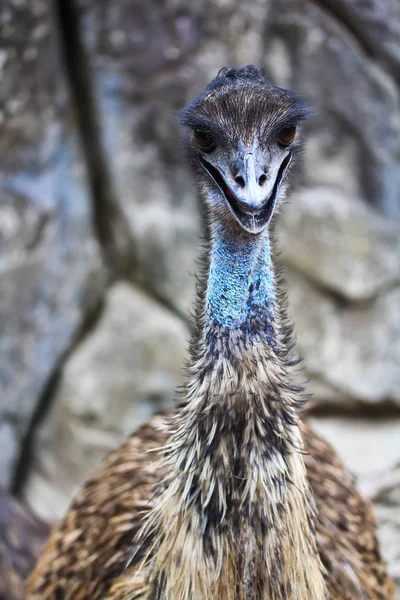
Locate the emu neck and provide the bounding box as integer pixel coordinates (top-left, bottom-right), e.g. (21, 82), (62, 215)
(206, 224), (275, 335)
(143, 223), (326, 600)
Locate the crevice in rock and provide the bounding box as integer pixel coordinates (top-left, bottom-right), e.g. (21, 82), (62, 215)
(311, 0), (400, 83)
(282, 258), (400, 310)
(310, 0), (375, 59)
(52, 0), (192, 325)
(281, 260), (353, 307)
(305, 371), (400, 416)
(11, 296), (106, 496)
(125, 278), (191, 327)
(52, 0), (133, 275)
(310, 401), (400, 419)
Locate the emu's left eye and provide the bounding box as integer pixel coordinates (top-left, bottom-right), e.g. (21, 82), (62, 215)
(278, 125), (296, 146)
(194, 129), (216, 152)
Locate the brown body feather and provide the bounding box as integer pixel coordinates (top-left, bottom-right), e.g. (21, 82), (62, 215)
(0, 490), (49, 600)
(27, 416), (393, 599)
(27, 67), (394, 599)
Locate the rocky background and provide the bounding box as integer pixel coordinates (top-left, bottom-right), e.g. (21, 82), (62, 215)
(1, 0), (399, 592)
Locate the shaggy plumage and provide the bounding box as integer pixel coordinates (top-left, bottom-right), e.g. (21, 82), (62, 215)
(26, 420), (393, 599)
(0, 489), (49, 600)
(27, 66), (394, 600)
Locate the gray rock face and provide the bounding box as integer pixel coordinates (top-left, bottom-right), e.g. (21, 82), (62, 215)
(24, 282), (189, 521)
(264, 0), (400, 217)
(263, 0), (400, 408)
(278, 188), (400, 301)
(322, 0), (400, 83)
(76, 0), (273, 315)
(0, 2), (104, 485)
(286, 266), (400, 406)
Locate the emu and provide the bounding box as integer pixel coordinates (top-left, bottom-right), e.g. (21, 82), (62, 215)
(27, 66), (394, 600)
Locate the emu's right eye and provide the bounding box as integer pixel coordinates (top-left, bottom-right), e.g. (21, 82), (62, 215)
(278, 125), (297, 146)
(194, 129), (216, 152)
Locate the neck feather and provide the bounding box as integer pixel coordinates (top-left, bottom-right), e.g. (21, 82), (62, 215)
(206, 224), (275, 334)
(137, 223), (326, 600)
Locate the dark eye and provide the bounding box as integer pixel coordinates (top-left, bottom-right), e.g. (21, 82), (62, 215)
(194, 129), (216, 152)
(278, 125), (296, 146)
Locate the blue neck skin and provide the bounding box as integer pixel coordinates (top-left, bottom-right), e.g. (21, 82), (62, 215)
(205, 224), (275, 340)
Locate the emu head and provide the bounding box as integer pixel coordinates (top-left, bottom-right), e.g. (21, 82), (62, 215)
(181, 65), (312, 234)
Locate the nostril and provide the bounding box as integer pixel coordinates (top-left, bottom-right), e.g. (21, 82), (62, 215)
(258, 174), (267, 186)
(235, 175), (245, 188)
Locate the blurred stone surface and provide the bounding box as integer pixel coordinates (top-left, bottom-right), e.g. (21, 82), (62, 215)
(263, 0), (400, 404)
(76, 0), (271, 315)
(264, 0), (400, 217)
(24, 282), (189, 521)
(0, 1), (104, 486)
(310, 416), (400, 591)
(286, 266), (400, 406)
(322, 0), (400, 82)
(278, 188), (400, 301)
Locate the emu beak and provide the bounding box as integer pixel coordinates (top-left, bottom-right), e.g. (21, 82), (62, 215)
(201, 150), (292, 234)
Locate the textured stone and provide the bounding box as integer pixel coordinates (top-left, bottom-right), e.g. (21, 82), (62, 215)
(322, 0), (400, 83)
(95, 83), (201, 316)
(24, 282), (189, 521)
(263, 0), (400, 217)
(77, 0), (270, 315)
(0, 1), (105, 485)
(278, 188), (400, 301)
(286, 267), (400, 405)
(310, 416), (400, 591)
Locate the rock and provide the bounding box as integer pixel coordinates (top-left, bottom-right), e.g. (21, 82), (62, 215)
(322, 0), (400, 82)
(93, 80), (202, 317)
(267, 0), (400, 407)
(309, 415), (400, 591)
(278, 188), (400, 301)
(0, 422), (18, 488)
(264, 0), (400, 217)
(24, 282), (189, 521)
(76, 0), (270, 315)
(286, 267), (400, 405)
(0, 1), (105, 486)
